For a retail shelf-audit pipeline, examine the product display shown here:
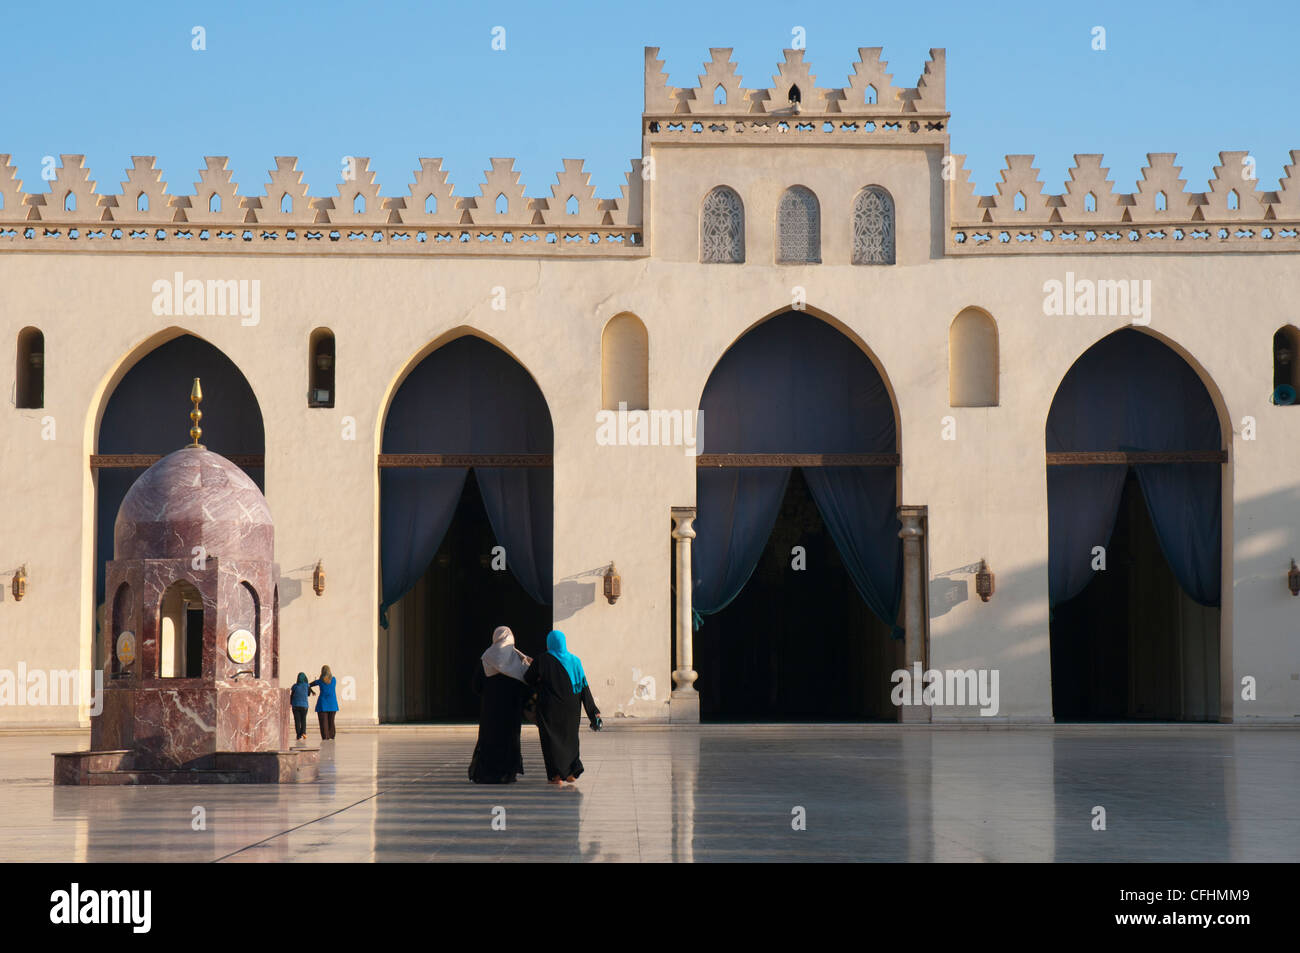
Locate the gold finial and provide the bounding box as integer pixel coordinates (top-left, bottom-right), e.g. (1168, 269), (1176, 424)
(189, 377), (203, 447)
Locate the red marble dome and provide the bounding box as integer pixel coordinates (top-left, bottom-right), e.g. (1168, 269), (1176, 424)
(113, 446), (273, 562)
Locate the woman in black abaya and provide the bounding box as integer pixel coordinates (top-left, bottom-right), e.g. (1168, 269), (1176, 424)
(525, 629), (602, 785)
(469, 626), (532, 784)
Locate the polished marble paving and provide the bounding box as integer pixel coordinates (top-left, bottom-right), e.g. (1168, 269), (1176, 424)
(3, 726), (1297, 862)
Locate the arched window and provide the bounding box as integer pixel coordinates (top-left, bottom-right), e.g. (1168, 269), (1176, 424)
(425, 193), (436, 215)
(713, 84), (726, 106)
(776, 186), (821, 263)
(495, 192), (508, 215)
(1273, 325), (1300, 405)
(852, 186), (895, 265)
(64, 191), (75, 212)
(1227, 189), (1240, 211)
(864, 84), (877, 105)
(280, 193), (292, 214)
(700, 186), (744, 263)
(601, 313), (649, 411)
(353, 193), (365, 214)
(137, 193), (148, 212)
(209, 192), (221, 213)
(308, 328), (336, 407)
(1084, 192), (1096, 213)
(15, 327), (43, 409)
(159, 580), (203, 678)
(1155, 190), (1167, 211)
(948, 308), (999, 407)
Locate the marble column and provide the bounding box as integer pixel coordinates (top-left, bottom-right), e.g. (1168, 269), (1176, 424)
(898, 505), (931, 723)
(669, 506), (700, 724)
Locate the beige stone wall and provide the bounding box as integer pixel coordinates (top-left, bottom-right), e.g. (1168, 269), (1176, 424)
(2, 132), (1298, 727)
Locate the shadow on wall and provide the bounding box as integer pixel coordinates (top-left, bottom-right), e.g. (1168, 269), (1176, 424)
(930, 560), (984, 618)
(552, 564), (612, 622)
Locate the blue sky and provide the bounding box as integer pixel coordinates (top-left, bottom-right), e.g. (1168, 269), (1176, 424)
(1, 0), (1296, 204)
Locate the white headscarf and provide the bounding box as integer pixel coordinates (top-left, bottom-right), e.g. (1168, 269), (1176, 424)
(481, 626), (529, 682)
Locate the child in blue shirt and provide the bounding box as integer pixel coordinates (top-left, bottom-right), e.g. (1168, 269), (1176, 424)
(289, 673), (314, 742)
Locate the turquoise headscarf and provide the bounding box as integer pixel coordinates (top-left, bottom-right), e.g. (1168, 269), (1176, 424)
(296, 672), (308, 685)
(546, 630), (587, 694)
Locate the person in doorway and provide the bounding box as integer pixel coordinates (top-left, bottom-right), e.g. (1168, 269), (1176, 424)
(290, 672), (314, 743)
(525, 630), (602, 784)
(309, 665), (339, 741)
(469, 626), (532, 784)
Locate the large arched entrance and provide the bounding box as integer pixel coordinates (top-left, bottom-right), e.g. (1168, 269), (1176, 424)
(688, 311), (903, 721)
(93, 334), (264, 668)
(1046, 329), (1224, 721)
(378, 335), (553, 722)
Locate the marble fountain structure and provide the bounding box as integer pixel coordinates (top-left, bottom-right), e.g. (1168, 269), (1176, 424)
(54, 387), (319, 784)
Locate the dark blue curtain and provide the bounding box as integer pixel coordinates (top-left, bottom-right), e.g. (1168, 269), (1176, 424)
(693, 468), (791, 616)
(96, 334), (264, 606)
(380, 336), (553, 625)
(1046, 329), (1221, 606)
(804, 466), (904, 637)
(694, 312), (901, 630)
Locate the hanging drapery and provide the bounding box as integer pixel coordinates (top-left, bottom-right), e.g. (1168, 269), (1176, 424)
(380, 336), (553, 625)
(694, 312), (901, 630)
(1046, 329), (1221, 607)
(476, 468), (554, 606)
(693, 467), (792, 619)
(803, 466), (904, 637)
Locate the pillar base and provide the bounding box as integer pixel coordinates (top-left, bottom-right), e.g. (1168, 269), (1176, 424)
(669, 690), (701, 724)
(898, 705), (932, 724)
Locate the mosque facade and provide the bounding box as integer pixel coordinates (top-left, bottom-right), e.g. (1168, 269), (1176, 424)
(2, 46), (1299, 728)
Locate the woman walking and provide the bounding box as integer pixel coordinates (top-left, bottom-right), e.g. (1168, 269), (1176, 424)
(525, 630), (602, 785)
(309, 665), (339, 741)
(469, 626), (532, 784)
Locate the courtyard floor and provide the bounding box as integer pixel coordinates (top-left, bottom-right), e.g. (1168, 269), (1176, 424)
(2, 725), (1297, 862)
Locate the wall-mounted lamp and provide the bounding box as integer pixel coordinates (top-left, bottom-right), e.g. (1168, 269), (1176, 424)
(11, 565), (26, 601)
(1289, 559), (1300, 597)
(312, 561), (326, 597)
(603, 563), (621, 605)
(975, 559), (995, 603)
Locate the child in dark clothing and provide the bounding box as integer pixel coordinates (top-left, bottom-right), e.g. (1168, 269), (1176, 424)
(289, 672), (314, 742)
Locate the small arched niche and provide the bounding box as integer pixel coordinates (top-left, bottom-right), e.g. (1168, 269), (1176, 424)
(601, 313), (649, 411)
(948, 308), (999, 407)
(110, 583), (134, 676)
(158, 580), (204, 679)
(308, 328), (336, 407)
(15, 327), (44, 409)
(1273, 325), (1300, 405)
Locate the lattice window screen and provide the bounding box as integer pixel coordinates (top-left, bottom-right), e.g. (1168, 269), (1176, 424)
(700, 187), (745, 263)
(853, 186), (895, 265)
(777, 187), (821, 263)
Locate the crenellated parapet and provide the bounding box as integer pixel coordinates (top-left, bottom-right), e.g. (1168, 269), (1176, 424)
(0, 154), (644, 256)
(642, 46), (948, 146)
(949, 151), (1300, 254)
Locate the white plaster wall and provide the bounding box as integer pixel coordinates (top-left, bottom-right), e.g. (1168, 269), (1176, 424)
(1, 140), (1298, 727)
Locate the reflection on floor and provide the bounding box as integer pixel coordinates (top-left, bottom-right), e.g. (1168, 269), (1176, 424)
(6, 727), (1297, 862)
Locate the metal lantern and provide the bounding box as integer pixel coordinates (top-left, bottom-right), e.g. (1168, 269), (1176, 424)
(603, 563), (621, 605)
(313, 560), (326, 597)
(11, 565), (26, 601)
(1289, 559), (1300, 597)
(975, 559), (995, 603)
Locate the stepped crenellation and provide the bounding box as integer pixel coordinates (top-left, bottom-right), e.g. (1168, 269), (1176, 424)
(0, 45), (1296, 255)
